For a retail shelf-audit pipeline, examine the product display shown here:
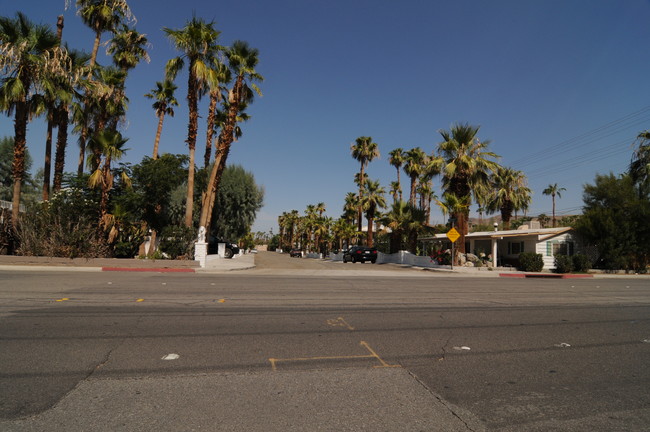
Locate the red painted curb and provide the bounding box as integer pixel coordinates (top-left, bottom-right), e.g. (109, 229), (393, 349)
(102, 267), (195, 273)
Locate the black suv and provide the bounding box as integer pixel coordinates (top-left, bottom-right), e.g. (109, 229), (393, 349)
(208, 238), (240, 259)
(343, 246), (378, 263)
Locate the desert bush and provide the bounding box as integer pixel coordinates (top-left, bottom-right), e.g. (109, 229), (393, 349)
(16, 189), (110, 258)
(572, 254), (591, 273)
(159, 225), (195, 259)
(554, 254), (574, 273)
(518, 252), (544, 272)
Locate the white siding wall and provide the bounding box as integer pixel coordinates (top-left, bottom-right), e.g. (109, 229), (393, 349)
(538, 233), (574, 270)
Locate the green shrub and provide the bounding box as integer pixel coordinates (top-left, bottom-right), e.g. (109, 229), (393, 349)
(572, 254), (591, 273)
(16, 189), (110, 258)
(159, 225), (195, 259)
(554, 254), (574, 273)
(518, 252), (544, 272)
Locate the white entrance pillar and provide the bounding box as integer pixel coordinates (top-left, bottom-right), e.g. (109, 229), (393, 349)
(491, 237), (498, 269)
(194, 226), (208, 268)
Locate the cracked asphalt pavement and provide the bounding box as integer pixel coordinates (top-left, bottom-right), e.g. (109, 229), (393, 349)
(1, 251), (649, 431)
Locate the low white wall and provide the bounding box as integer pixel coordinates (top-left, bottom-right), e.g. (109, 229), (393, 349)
(330, 250), (441, 269)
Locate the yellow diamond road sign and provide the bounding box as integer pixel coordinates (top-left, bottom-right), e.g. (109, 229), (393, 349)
(446, 228), (460, 243)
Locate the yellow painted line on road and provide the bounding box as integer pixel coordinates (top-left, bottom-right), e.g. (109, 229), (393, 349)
(136, 298), (144, 302)
(269, 341), (399, 371)
(360, 341), (400, 369)
(55, 298), (69, 302)
(218, 299), (226, 303)
(327, 317), (355, 330)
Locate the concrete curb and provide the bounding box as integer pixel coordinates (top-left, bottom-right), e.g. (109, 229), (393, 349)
(500, 273), (594, 279)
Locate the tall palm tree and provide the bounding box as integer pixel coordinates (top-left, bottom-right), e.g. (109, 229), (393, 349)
(403, 147), (426, 206)
(106, 24), (148, 131)
(165, 16), (221, 228)
(389, 181), (401, 202)
(53, 47), (89, 193)
(313, 216), (332, 254)
(487, 167), (531, 230)
(74, 0), (134, 71)
(277, 212), (287, 251)
(0, 13), (60, 227)
(343, 192), (358, 224)
(438, 123), (500, 257)
(362, 179), (386, 247)
(38, 16), (67, 201)
(416, 177), (437, 225)
(332, 218), (356, 250)
(286, 209), (300, 248)
(199, 40), (263, 232)
(380, 200), (427, 254)
(388, 148), (405, 201)
(144, 79), (178, 159)
(418, 153), (443, 222)
(350, 136), (380, 234)
(87, 129), (129, 224)
(86, 66), (127, 171)
(542, 183), (566, 227)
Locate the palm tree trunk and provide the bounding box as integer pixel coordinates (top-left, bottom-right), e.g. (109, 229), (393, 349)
(89, 30), (101, 72)
(409, 175), (417, 206)
(184, 71), (199, 228)
(184, 146), (196, 227)
(11, 100), (29, 228)
(152, 112), (164, 159)
(77, 123), (88, 177)
(203, 90), (218, 168)
(552, 195), (556, 228)
(199, 138), (231, 233)
(53, 105), (68, 192)
(199, 75), (243, 231)
(42, 119), (54, 201)
(367, 211), (374, 247)
(357, 162), (365, 234)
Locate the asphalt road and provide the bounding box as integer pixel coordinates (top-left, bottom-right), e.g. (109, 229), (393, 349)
(0, 252), (649, 431)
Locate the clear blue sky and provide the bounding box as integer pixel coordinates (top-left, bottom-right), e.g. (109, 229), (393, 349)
(2, 0), (649, 234)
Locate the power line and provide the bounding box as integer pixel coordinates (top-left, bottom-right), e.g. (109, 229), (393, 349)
(508, 106), (650, 168)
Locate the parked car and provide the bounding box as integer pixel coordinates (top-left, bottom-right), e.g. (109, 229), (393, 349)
(208, 238), (240, 259)
(343, 246), (378, 263)
(289, 249), (302, 258)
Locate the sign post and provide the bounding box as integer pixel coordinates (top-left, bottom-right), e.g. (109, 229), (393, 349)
(446, 227), (460, 270)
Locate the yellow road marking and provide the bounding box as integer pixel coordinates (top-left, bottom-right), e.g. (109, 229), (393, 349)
(218, 299), (226, 303)
(136, 298), (144, 302)
(269, 341), (399, 371)
(360, 341), (400, 368)
(326, 317), (355, 330)
(55, 298), (69, 302)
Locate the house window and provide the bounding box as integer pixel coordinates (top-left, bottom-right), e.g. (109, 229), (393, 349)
(508, 241), (524, 255)
(547, 241), (574, 256)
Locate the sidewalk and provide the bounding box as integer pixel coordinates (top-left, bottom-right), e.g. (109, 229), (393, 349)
(0, 253), (255, 273)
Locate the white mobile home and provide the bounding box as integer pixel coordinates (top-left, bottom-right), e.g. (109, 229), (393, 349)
(423, 227), (576, 270)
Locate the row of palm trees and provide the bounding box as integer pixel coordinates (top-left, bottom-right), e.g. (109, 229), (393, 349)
(277, 123), (571, 262)
(348, 124), (534, 258)
(1, 2), (262, 248)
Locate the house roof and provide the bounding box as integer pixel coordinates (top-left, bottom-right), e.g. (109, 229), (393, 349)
(422, 227), (573, 242)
